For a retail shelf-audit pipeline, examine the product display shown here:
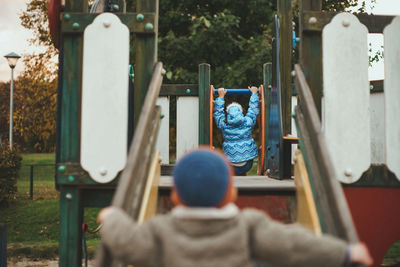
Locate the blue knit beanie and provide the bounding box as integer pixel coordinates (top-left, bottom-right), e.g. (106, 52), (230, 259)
(173, 149), (231, 207)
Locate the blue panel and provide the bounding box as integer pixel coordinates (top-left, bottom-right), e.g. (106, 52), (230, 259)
(267, 15), (284, 179)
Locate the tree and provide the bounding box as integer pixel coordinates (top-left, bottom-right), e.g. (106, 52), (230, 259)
(0, 0), (59, 152)
(128, 0), (367, 87)
(13, 54), (57, 152)
(155, 0), (275, 87)
(0, 55), (57, 152)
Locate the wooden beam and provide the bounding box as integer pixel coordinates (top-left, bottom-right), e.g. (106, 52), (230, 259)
(301, 11), (395, 33)
(160, 84), (198, 96)
(138, 150), (161, 223)
(294, 64), (360, 242)
(198, 63), (211, 145)
(61, 12), (157, 34)
(294, 149), (322, 235)
(277, 0), (292, 135)
(299, 0), (323, 118)
(95, 62), (163, 267)
(113, 62), (163, 211)
(263, 63), (272, 176)
(133, 0), (159, 130)
(300, 0), (321, 11)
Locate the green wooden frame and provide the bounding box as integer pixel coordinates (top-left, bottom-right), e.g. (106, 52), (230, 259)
(57, 0), (159, 265)
(298, 0), (399, 187)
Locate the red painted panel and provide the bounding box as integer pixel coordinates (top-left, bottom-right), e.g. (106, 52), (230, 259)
(344, 187), (400, 267)
(235, 195), (294, 223)
(158, 194), (295, 223)
(48, 0), (60, 48)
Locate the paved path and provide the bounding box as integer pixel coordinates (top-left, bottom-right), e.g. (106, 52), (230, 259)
(7, 258), (94, 266)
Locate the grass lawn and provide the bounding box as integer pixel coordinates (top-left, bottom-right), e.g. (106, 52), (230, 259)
(0, 153), (101, 260)
(17, 153), (57, 199)
(2, 199), (101, 259)
(21, 153), (56, 165)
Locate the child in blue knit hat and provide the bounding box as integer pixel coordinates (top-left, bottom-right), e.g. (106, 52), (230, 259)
(213, 85), (259, 175)
(98, 148), (373, 267)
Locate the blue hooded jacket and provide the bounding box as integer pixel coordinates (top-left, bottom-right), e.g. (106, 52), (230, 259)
(213, 93), (259, 163)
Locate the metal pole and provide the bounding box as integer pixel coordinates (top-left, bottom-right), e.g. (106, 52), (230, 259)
(9, 67), (14, 150)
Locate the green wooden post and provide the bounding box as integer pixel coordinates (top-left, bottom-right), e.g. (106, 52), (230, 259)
(198, 63), (211, 145)
(299, 0), (323, 117)
(263, 63), (272, 174)
(58, 1), (87, 266)
(59, 187), (83, 267)
(59, 37), (82, 163)
(277, 0), (293, 136)
(133, 0), (159, 130)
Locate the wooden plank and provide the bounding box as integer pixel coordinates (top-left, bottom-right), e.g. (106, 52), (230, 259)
(176, 96), (199, 160)
(112, 62), (163, 211)
(300, 0), (321, 11)
(323, 13), (370, 184)
(294, 64), (360, 242)
(277, 0), (292, 136)
(299, 0), (323, 118)
(198, 63), (210, 145)
(263, 63), (272, 176)
(160, 84), (198, 96)
(156, 97), (170, 164)
(294, 149), (322, 235)
(58, 24), (83, 267)
(80, 13), (129, 183)
(370, 93), (385, 164)
(302, 11), (395, 33)
(65, 0), (87, 11)
(59, 36), (82, 164)
(133, 0), (158, 130)
(61, 12), (157, 34)
(158, 176), (295, 191)
(384, 16), (400, 181)
(59, 187), (83, 267)
(95, 62), (163, 267)
(138, 150), (161, 223)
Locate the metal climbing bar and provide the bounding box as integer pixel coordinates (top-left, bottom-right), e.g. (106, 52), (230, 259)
(213, 89), (252, 95)
(209, 84), (266, 175)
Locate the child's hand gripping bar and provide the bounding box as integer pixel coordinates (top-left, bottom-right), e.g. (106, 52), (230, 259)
(213, 89), (252, 95)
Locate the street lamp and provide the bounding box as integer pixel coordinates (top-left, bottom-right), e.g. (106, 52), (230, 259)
(4, 52), (21, 150)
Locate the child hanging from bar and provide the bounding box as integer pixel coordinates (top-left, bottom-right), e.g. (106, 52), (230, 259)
(98, 148), (373, 267)
(213, 85), (259, 175)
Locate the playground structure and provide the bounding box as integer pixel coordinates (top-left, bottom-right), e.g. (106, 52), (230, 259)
(49, 0), (400, 266)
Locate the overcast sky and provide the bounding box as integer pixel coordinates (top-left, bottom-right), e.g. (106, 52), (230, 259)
(0, 0), (43, 82)
(0, 0), (399, 82)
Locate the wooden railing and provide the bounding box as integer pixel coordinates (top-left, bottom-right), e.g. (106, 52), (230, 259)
(94, 62), (164, 267)
(293, 64), (360, 243)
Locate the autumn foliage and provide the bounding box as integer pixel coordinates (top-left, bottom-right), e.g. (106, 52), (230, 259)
(0, 145), (22, 205)
(0, 54), (57, 152)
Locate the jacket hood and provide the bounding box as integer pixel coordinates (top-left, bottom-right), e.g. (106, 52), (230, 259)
(227, 105), (245, 126)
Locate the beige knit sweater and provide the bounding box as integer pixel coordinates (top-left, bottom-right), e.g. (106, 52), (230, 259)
(101, 204), (347, 267)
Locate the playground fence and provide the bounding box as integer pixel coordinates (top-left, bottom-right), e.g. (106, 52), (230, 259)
(17, 164), (57, 200)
